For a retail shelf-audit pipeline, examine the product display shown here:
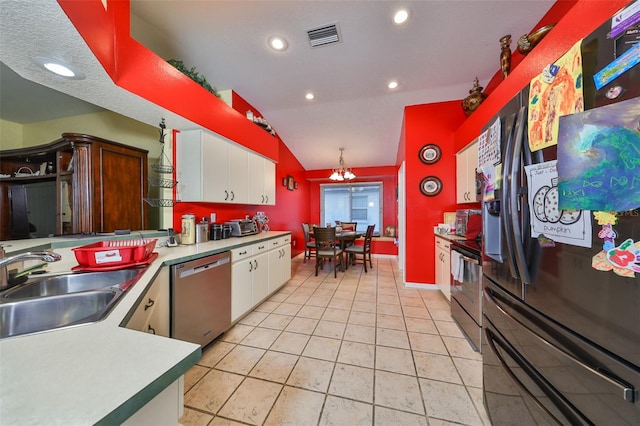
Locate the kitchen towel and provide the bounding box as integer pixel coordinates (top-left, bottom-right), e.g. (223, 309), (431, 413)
(450, 251), (465, 283)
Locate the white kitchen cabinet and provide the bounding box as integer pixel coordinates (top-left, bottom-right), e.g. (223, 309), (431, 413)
(176, 129), (248, 204)
(435, 236), (451, 301)
(248, 154), (276, 205)
(266, 236), (289, 293)
(456, 140), (479, 203)
(230, 236), (291, 322)
(124, 266), (170, 337)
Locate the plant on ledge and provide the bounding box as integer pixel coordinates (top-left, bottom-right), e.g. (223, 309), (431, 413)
(167, 59), (220, 98)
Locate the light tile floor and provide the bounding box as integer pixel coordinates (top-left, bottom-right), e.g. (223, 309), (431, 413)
(180, 255), (491, 426)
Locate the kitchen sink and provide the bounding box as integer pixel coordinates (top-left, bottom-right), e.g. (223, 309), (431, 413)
(0, 289), (122, 339)
(1, 269), (144, 300)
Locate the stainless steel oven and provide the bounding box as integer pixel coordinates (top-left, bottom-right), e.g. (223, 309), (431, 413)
(450, 242), (482, 352)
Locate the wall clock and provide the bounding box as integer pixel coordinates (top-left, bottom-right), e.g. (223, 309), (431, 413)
(419, 176), (443, 196)
(418, 144), (442, 164)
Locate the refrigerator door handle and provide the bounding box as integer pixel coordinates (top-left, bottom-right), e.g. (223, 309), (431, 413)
(484, 327), (588, 425)
(508, 106), (534, 284)
(484, 287), (637, 403)
(502, 111), (520, 280)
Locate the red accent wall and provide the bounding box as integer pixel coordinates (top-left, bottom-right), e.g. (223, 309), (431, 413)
(402, 101), (466, 284)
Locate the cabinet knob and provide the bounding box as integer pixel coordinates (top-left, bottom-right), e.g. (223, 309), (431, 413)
(144, 298), (155, 311)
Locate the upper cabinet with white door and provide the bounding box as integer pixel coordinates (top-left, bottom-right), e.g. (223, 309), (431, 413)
(248, 154), (276, 205)
(177, 129), (274, 205)
(456, 140), (478, 203)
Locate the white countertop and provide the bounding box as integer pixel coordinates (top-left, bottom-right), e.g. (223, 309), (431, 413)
(0, 231), (291, 425)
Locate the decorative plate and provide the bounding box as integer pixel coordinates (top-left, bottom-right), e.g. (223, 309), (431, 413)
(418, 144), (442, 164)
(419, 176), (443, 196)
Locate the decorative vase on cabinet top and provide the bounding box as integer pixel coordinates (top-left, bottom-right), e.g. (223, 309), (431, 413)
(461, 77), (488, 117)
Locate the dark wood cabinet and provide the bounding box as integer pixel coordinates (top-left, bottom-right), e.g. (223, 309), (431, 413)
(0, 133), (148, 240)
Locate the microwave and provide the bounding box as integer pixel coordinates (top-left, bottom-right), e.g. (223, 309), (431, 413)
(225, 219), (258, 237)
(455, 209), (482, 237)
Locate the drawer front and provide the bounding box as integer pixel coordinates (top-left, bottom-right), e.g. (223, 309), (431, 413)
(268, 238), (281, 251)
(253, 241), (269, 254)
(435, 237), (450, 250)
(231, 245), (254, 261)
(280, 234), (291, 245)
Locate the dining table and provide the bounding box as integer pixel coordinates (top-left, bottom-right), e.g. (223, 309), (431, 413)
(310, 228), (364, 268)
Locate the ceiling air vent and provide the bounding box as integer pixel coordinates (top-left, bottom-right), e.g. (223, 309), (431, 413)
(307, 23), (341, 48)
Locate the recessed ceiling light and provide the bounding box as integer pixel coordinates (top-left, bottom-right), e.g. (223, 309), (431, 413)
(305, 93), (315, 100)
(33, 56), (85, 80)
(388, 81), (399, 89)
(393, 9), (410, 25)
(268, 36), (288, 51)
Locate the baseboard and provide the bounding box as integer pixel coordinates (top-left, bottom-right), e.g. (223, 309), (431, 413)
(404, 282), (439, 290)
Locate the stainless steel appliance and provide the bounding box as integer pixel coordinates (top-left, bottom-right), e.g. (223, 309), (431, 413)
(450, 241), (482, 351)
(225, 219), (258, 237)
(454, 209), (481, 237)
(171, 252), (231, 347)
(481, 11), (640, 424)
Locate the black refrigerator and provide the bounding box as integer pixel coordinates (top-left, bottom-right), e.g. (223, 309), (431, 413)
(480, 6), (640, 425)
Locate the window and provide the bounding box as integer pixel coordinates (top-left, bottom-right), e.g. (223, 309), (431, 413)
(320, 182), (382, 233)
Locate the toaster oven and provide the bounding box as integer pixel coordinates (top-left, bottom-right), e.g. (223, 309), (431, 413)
(225, 219), (258, 237)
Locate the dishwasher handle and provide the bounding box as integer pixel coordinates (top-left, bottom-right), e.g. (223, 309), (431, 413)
(178, 256), (230, 279)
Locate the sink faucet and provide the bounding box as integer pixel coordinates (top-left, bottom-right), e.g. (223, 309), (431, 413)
(0, 247), (62, 290)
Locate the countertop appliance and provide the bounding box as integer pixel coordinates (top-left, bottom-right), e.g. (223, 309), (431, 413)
(480, 11), (640, 425)
(455, 209), (481, 237)
(171, 251), (231, 347)
(450, 240), (482, 352)
(225, 219), (258, 237)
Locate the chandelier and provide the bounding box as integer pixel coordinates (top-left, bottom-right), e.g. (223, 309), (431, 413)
(329, 147), (356, 181)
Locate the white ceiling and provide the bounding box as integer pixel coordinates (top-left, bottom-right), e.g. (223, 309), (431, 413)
(1, 0), (555, 170)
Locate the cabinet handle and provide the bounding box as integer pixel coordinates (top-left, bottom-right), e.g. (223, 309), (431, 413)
(261, 195), (265, 203)
(253, 259), (258, 270)
(225, 190), (229, 201)
(147, 324), (156, 335)
(249, 261), (254, 272)
(265, 195), (268, 204)
(144, 298), (155, 311)
(230, 191), (235, 201)
(240, 250), (247, 255)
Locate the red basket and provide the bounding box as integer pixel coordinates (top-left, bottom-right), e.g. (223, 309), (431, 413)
(72, 239), (157, 267)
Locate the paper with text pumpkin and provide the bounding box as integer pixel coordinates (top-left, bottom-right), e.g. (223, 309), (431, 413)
(524, 160), (592, 248)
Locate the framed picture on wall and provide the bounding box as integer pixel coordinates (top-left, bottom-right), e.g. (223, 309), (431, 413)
(287, 175), (295, 191)
(384, 225), (396, 238)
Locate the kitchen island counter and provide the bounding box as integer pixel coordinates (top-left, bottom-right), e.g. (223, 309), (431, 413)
(0, 231), (291, 425)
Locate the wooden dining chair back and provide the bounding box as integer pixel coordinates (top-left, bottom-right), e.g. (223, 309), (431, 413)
(345, 224), (375, 272)
(312, 226), (344, 278)
(340, 222), (357, 232)
(301, 222), (316, 263)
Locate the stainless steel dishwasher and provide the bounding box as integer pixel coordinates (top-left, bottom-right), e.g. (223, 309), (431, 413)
(171, 251), (231, 347)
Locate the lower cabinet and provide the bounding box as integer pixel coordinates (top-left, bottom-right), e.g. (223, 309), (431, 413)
(231, 236), (292, 322)
(435, 237), (451, 301)
(124, 266), (170, 337)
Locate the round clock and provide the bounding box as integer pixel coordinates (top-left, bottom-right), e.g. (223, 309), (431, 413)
(418, 144), (442, 164)
(419, 176), (443, 196)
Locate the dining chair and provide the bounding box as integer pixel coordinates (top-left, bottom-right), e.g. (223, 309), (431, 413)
(301, 222), (316, 263)
(312, 226), (344, 278)
(345, 224), (375, 272)
(340, 222), (357, 232)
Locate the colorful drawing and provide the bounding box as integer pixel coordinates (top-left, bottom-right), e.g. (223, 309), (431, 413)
(528, 40), (584, 152)
(556, 96), (640, 212)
